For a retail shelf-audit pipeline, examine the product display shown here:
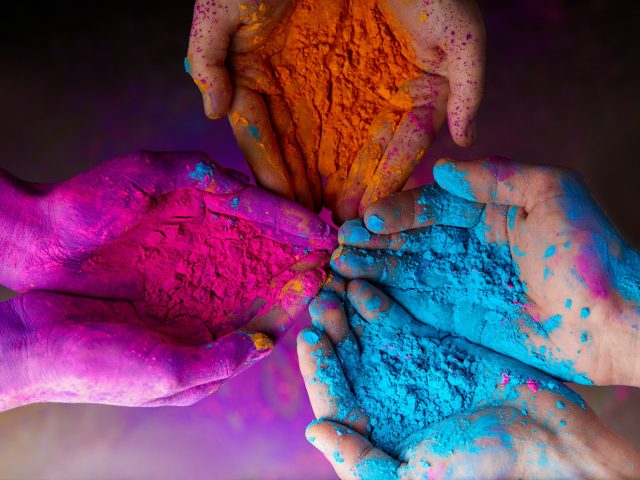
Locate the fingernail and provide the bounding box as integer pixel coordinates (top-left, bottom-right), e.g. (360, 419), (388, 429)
(339, 220), (371, 245)
(300, 328), (321, 345)
(305, 419), (324, 443)
(433, 160), (474, 201)
(365, 214), (385, 233)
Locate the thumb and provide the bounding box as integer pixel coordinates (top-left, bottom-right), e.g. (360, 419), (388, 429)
(172, 331), (273, 388)
(433, 156), (567, 211)
(186, 0), (240, 119)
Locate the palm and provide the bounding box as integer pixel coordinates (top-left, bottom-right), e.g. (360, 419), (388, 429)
(188, 0), (485, 222)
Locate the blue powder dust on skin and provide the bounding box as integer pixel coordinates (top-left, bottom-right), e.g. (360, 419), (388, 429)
(188, 162), (215, 183)
(367, 214), (385, 233)
(333, 451), (345, 463)
(314, 299), (583, 457)
(565, 299), (573, 309)
(247, 124), (261, 141)
(343, 208), (592, 385)
(513, 246), (527, 257)
(543, 314), (562, 334)
(580, 307), (591, 319)
(340, 220), (371, 244)
(580, 331), (588, 343)
(433, 162), (475, 201)
(543, 245), (557, 258)
(183, 57), (192, 75)
(557, 401), (566, 409)
(543, 267), (553, 280)
(229, 197), (239, 209)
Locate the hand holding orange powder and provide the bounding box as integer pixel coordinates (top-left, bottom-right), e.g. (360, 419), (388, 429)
(185, 0), (485, 223)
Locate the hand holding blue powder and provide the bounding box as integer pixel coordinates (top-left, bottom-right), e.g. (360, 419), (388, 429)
(297, 278), (640, 479)
(333, 157), (640, 388)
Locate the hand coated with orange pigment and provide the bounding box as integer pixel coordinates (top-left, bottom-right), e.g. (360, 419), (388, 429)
(187, 0), (485, 222)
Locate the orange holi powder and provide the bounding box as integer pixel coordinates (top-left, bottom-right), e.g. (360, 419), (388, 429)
(237, 0), (422, 209)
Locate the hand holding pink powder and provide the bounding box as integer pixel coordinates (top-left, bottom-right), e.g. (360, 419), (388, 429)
(0, 151), (335, 410)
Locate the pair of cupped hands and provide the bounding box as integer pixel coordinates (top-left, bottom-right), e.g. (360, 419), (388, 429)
(2, 148), (638, 477)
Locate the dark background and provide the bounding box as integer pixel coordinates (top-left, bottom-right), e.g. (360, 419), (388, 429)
(0, 0), (638, 477)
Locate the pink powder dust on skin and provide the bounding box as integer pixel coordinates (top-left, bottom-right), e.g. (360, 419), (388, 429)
(575, 249), (609, 300)
(81, 189), (332, 344)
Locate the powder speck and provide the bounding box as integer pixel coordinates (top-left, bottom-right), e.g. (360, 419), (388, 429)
(367, 214), (385, 233)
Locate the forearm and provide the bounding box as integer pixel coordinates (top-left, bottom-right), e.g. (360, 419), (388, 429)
(0, 299), (36, 412)
(0, 169), (46, 288)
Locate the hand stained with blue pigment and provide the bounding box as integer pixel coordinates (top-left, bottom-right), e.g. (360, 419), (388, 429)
(334, 210), (592, 385)
(310, 286), (583, 458)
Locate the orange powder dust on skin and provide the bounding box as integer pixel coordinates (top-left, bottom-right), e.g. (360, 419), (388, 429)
(245, 0), (422, 209)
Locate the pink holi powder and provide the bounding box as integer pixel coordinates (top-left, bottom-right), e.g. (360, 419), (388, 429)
(83, 190), (331, 344)
(500, 372), (510, 386)
(576, 250), (609, 299)
(525, 379), (540, 392)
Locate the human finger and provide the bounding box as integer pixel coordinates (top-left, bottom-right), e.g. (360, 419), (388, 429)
(309, 290), (360, 362)
(203, 182), (337, 250)
(358, 75), (449, 213)
(245, 268), (326, 341)
(433, 157), (578, 210)
(361, 183), (483, 234)
(186, 0), (239, 118)
(297, 328), (369, 432)
(306, 420), (400, 480)
(333, 108), (398, 223)
(330, 246), (400, 284)
(228, 85), (296, 201)
(444, 4), (486, 147)
(267, 95), (322, 211)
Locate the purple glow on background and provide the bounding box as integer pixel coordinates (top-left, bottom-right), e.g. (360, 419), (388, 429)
(0, 1), (639, 478)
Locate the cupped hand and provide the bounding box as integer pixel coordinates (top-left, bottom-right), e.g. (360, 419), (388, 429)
(0, 292), (274, 409)
(186, 0), (485, 222)
(297, 278), (639, 479)
(334, 157), (640, 386)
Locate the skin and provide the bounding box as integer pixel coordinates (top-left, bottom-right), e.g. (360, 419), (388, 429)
(297, 278), (640, 479)
(0, 151), (333, 410)
(333, 157), (640, 387)
(185, 0), (485, 222)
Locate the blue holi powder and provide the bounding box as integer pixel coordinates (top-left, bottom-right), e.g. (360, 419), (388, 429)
(433, 162), (475, 201)
(580, 307), (590, 319)
(333, 451), (345, 463)
(346, 209), (591, 385)
(314, 300), (582, 457)
(559, 420), (567, 427)
(565, 299), (573, 309)
(556, 401), (566, 409)
(580, 331), (588, 343)
(507, 206), (518, 230)
(513, 246), (527, 257)
(183, 56), (192, 75)
(367, 214), (385, 233)
(559, 176), (640, 305)
(301, 328), (320, 345)
(543, 267), (553, 280)
(543, 314), (562, 333)
(188, 162), (215, 183)
(415, 184), (484, 227)
(247, 124), (261, 141)
(563, 241), (571, 249)
(229, 197), (239, 209)
(340, 220), (371, 244)
(543, 245), (557, 258)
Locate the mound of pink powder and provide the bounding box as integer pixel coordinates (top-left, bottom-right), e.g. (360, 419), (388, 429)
(81, 189), (332, 344)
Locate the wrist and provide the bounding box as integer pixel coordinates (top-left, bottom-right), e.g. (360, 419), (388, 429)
(0, 170), (49, 290)
(0, 299), (39, 412)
